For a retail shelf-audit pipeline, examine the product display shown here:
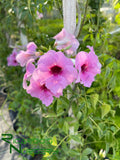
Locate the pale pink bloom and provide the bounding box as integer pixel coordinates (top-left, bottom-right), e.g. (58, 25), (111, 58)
(16, 42), (37, 67)
(23, 59), (35, 89)
(36, 11), (43, 19)
(53, 28), (79, 55)
(27, 69), (54, 106)
(37, 50), (77, 95)
(7, 48), (19, 66)
(75, 46), (102, 87)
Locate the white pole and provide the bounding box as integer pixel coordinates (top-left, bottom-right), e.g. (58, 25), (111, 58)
(62, 0), (78, 149)
(63, 0), (76, 34)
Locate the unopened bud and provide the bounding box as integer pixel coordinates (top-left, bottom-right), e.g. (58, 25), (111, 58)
(99, 149), (106, 158)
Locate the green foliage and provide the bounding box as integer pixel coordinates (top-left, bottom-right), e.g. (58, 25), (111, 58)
(0, 0), (120, 160)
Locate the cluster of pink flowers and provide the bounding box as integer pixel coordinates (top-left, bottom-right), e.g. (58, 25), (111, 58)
(23, 49), (77, 106)
(8, 28), (101, 106)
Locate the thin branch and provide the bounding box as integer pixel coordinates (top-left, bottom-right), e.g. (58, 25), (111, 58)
(94, 0), (102, 47)
(77, 0), (89, 38)
(75, 2), (81, 37)
(55, 0), (63, 18)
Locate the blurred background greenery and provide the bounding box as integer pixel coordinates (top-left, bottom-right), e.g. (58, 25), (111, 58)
(0, 0), (120, 159)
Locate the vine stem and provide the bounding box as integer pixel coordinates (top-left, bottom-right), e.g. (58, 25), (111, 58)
(49, 129), (83, 157)
(89, 116), (102, 131)
(48, 134), (69, 157)
(43, 120), (58, 138)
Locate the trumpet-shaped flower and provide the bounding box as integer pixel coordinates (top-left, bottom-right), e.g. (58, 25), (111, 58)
(53, 28), (79, 55)
(27, 69), (54, 106)
(7, 48), (19, 66)
(23, 59), (35, 89)
(16, 42), (37, 67)
(75, 46), (101, 87)
(37, 50), (77, 95)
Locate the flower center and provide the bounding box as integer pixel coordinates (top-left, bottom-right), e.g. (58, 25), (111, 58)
(41, 84), (47, 91)
(50, 65), (62, 75)
(81, 64), (88, 73)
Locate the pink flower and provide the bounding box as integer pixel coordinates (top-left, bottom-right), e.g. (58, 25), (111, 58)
(37, 50), (77, 95)
(75, 46), (101, 87)
(16, 42), (37, 67)
(27, 69), (54, 106)
(23, 59), (35, 89)
(53, 28), (79, 55)
(7, 48), (19, 66)
(36, 11), (43, 19)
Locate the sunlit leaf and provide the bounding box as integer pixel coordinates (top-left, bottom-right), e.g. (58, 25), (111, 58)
(50, 136), (57, 146)
(101, 103), (111, 118)
(82, 148), (92, 156)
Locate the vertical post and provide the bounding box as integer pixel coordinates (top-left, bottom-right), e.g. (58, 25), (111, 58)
(62, 0), (77, 149)
(63, 0), (76, 34)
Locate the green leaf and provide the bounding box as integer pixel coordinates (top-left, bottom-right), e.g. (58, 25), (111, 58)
(110, 110), (116, 117)
(81, 155), (89, 160)
(70, 135), (82, 145)
(114, 2), (120, 9)
(68, 150), (80, 156)
(43, 152), (50, 158)
(62, 143), (68, 152)
(53, 100), (57, 113)
(105, 131), (113, 143)
(90, 34), (94, 42)
(65, 117), (75, 122)
(96, 33), (101, 43)
(63, 121), (69, 134)
(83, 34), (89, 42)
(60, 96), (69, 107)
(108, 76), (116, 91)
(115, 13), (120, 25)
(90, 94), (99, 109)
(45, 113), (57, 118)
(82, 148), (92, 156)
(79, 103), (85, 110)
(50, 136), (57, 146)
(105, 67), (110, 78)
(105, 58), (113, 66)
(101, 103), (111, 118)
(86, 88), (95, 94)
(77, 111), (82, 120)
(72, 101), (78, 116)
